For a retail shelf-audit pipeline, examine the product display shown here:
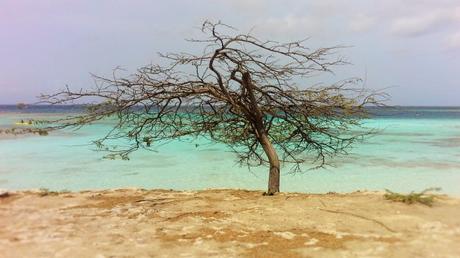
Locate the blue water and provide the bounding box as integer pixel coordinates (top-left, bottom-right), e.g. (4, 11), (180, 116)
(1, 105), (459, 195)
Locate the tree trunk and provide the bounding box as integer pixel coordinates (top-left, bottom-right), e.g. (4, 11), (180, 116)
(242, 71), (280, 194)
(259, 132), (280, 194)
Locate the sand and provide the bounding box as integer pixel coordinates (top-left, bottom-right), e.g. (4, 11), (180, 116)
(1, 189), (460, 258)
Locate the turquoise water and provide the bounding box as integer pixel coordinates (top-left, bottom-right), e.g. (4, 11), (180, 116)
(1, 106), (459, 195)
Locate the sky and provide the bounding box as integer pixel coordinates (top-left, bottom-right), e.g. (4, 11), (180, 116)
(0, 0), (459, 105)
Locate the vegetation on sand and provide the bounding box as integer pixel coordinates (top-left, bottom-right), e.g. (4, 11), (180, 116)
(384, 187), (441, 206)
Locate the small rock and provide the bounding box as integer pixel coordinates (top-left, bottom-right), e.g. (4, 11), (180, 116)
(0, 189), (9, 198)
(304, 238), (319, 246)
(274, 231), (296, 240)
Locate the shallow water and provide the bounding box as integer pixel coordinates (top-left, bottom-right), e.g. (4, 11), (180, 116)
(1, 106), (459, 195)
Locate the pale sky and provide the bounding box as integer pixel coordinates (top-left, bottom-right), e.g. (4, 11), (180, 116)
(1, 0), (459, 105)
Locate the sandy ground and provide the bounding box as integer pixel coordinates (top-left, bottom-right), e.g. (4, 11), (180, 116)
(1, 189), (460, 258)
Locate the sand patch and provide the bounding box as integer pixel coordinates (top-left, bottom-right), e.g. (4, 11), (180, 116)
(0, 189), (459, 258)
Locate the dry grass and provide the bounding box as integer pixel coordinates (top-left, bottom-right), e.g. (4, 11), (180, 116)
(37, 188), (70, 197)
(384, 187), (441, 206)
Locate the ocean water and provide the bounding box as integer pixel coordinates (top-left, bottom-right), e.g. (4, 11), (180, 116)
(1, 105), (459, 195)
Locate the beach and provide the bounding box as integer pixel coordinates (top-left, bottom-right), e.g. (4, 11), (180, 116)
(1, 189), (460, 258)
(2, 1), (460, 257)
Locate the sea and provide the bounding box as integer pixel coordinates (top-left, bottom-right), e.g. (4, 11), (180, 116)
(1, 105), (459, 195)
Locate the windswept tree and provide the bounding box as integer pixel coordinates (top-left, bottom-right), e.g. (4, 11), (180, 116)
(40, 21), (383, 194)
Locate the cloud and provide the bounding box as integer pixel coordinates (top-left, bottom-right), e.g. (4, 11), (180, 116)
(445, 32), (460, 49)
(251, 15), (323, 39)
(349, 14), (376, 33)
(390, 13), (446, 37)
(225, 0), (268, 12)
(389, 8), (459, 37)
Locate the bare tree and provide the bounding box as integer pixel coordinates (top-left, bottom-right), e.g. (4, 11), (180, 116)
(40, 21), (384, 194)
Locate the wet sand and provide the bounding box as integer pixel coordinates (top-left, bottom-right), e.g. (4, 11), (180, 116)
(1, 189), (460, 258)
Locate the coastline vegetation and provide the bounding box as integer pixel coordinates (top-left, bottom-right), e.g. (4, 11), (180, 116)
(384, 187), (441, 206)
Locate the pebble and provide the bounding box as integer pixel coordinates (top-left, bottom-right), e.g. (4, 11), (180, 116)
(0, 189), (9, 198)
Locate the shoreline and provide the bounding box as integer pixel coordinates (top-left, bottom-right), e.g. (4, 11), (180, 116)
(2, 186), (459, 198)
(1, 188), (460, 257)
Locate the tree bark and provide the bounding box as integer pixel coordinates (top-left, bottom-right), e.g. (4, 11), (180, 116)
(259, 132), (280, 194)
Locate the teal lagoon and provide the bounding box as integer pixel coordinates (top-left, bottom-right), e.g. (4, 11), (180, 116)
(1, 106), (459, 195)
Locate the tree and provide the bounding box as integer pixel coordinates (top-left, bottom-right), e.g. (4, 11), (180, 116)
(16, 102), (28, 110)
(40, 21), (384, 194)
